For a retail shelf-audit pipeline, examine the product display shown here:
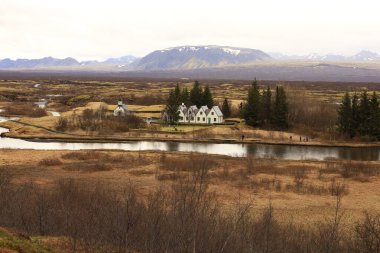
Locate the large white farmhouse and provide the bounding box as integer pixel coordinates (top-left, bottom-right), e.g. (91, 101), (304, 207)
(177, 103), (223, 124)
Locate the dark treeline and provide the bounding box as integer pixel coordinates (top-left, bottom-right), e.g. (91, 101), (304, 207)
(338, 91), (380, 140)
(165, 81), (216, 123)
(243, 79), (289, 130)
(0, 166), (380, 253)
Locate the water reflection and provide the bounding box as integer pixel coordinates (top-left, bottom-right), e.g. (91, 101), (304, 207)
(337, 147), (380, 161)
(1, 124), (380, 161)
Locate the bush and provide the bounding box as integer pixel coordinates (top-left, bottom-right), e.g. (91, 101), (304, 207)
(38, 158), (62, 166)
(55, 117), (68, 132)
(29, 108), (48, 117)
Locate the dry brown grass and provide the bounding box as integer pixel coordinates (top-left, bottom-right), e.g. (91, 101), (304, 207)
(62, 161), (111, 172)
(1, 149), (380, 226)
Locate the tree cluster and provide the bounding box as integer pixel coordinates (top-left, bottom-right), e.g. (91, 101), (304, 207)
(165, 81), (214, 123)
(337, 91), (380, 139)
(243, 79), (289, 130)
(55, 107), (146, 133)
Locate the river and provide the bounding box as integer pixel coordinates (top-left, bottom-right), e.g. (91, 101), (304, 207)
(0, 120), (380, 160)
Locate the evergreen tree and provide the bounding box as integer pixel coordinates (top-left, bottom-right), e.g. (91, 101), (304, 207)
(351, 93), (360, 137)
(244, 79), (262, 127)
(238, 102), (243, 117)
(369, 92), (380, 138)
(358, 91), (371, 136)
(262, 86), (272, 125)
(202, 85), (214, 108)
(190, 81), (203, 107)
(181, 87), (190, 106)
(174, 83), (181, 101)
(273, 86), (288, 130)
(221, 98), (231, 118)
(165, 89), (180, 124)
(337, 92), (352, 136)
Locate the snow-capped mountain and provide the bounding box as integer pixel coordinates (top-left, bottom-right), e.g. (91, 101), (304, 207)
(351, 50), (380, 61)
(134, 45), (271, 70)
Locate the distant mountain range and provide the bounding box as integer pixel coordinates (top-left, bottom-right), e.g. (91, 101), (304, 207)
(0, 55), (138, 69)
(1, 47), (380, 71)
(133, 46), (270, 70)
(269, 50), (380, 61)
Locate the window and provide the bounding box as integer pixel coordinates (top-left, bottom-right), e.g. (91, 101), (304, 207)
(214, 118), (216, 122)
(186, 117), (188, 120)
(197, 117), (200, 121)
(203, 117), (205, 121)
(180, 116), (183, 120)
(200, 112), (203, 115)
(211, 112), (214, 115)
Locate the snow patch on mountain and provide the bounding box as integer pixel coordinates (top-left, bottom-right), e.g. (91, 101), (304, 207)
(222, 48), (240, 56)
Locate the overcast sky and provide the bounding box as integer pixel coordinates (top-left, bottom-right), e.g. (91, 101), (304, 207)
(1, 0), (380, 60)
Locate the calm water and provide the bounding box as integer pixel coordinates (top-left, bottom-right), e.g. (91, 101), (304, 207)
(1, 125), (380, 160)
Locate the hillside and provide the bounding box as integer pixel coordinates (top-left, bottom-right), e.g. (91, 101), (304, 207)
(134, 45), (271, 70)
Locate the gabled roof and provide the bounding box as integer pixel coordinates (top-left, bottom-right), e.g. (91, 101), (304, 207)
(178, 108), (188, 114)
(212, 106), (223, 116)
(201, 106), (209, 111)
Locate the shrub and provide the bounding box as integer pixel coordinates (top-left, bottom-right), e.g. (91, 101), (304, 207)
(38, 158), (62, 166)
(55, 117), (68, 132)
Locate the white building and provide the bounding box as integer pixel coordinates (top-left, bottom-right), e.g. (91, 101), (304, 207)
(113, 100), (130, 116)
(177, 104), (223, 124)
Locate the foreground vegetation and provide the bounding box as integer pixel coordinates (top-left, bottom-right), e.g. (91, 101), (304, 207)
(0, 149), (380, 251)
(1, 151), (380, 252)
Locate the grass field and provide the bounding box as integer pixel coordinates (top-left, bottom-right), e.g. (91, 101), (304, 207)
(1, 149), (380, 227)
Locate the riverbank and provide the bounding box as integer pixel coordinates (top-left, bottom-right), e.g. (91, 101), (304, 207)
(2, 119), (380, 148)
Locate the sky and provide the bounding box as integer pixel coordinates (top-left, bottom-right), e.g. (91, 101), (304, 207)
(1, 0), (380, 61)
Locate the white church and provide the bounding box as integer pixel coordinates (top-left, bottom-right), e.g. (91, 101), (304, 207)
(113, 100), (130, 116)
(177, 103), (223, 124)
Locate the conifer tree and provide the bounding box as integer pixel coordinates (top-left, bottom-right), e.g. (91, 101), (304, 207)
(337, 92), (352, 136)
(174, 83), (181, 101)
(202, 85), (214, 108)
(351, 93), (360, 137)
(262, 86), (272, 125)
(238, 102), (243, 117)
(221, 98), (231, 118)
(165, 89), (180, 124)
(190, 81), (203, 107)
(181, 87), (190, 106)
(273, 86), (288, 130)
(244, 79), (262, 126)
(369, 92), (380, 138)
(358, 91), (371, 136)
